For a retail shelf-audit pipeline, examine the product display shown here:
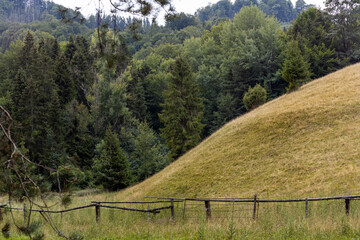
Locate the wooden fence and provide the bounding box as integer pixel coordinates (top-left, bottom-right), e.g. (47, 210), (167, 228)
(0, 201), (179, 222)
(1, 194), (360, 222)
(147, 194), (360, 221)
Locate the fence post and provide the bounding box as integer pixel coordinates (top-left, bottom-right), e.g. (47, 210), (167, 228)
(182, 200), (187, 220)
(345, 199), (350, 216)
(305, 198), (309, 218)
(0, 208), (3, 221)
(170, 199), (175, 220)
(147, 204), (151, 221)
(95, 204), (101, 222)
(205, 200), (211, 221)
(23, 202), (26, 221)
(253, 195), (257, 220)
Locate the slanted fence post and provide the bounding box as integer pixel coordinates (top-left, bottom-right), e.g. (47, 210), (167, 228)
(95, 204), (101, 222)
(345, 199), (350, 216)
(305, 198), (309, 218)
(170, 199), (175, 220)
(253, 195), (257, 220)
(205, 200), (211, 221)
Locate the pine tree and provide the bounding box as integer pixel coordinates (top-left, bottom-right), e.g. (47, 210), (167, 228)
(11, 69), (27, 120)
(282, 40), (311, 92)
(21, 31), (37, 72)
(47, 38), (60, 61)
(94, 126), (131, 191)
(71, 49), (89, 105)
(11, 33), (63, 175)
(159, 55), (204, 160)
(55, 53), (74, 105)
(126, 66), (147, 121)
(65, 35), (77, 61)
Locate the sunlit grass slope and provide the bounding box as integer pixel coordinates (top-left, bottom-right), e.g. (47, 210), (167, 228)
(114, 63), (360, 200)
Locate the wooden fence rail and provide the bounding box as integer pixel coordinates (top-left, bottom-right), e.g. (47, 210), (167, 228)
(91, 200), (183, 204)
(1, 194), (360, 223)
(0, 202), (174, 222)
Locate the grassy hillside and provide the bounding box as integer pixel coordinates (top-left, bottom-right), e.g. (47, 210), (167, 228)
(111, 63), (360, 200)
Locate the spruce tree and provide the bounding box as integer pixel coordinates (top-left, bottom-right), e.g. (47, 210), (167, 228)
(55, 53), (74, 105)
(65, 35), (77, 61)
(159, 55), (204, 160)
(95, 126), (130, 191)
(71, 49), (89, 105)
(126, 66), (147, 122)
(282, 40), (311, 92)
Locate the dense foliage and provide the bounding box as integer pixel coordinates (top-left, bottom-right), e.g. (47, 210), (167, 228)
(0, 0), (359, 192)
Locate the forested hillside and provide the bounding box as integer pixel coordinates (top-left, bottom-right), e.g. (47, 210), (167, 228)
(0, 0), (359, 196)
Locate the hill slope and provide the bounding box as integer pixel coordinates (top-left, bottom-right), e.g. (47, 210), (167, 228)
(117, 64), (360, 199)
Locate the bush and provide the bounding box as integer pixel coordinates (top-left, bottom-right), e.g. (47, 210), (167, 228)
(243, 84), (267, 111)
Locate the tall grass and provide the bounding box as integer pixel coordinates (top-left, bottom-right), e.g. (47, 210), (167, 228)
(2, 197), (360, 239)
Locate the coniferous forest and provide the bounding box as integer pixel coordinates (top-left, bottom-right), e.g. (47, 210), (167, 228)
(0, 0), (359, 195)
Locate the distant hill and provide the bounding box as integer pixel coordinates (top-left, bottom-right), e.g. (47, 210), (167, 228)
(112, 63), (360, 200)
(0, 0), (79, 23)
(0, 0), (91, 52)
(195, 0), (314, 23)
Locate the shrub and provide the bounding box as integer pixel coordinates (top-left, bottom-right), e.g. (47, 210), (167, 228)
(243, 84), (267, 111)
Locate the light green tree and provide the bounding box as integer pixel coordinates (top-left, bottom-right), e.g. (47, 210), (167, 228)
(282, 40), (311, 92)
(243, 84), (267, 111)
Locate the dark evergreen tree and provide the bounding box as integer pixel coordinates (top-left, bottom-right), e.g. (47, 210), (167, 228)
(94, 126), (131, 191)
(159, 55), (204, 160)
(65, 35), (77, 61)
(65, 100), (94, 169)
(21, 31), (37, 70)
(50, 38), (60, 60)
(126, 65), (148, 122)
(71, 49), (89, 105)
(55, 53), (74, 105)
(75, 35), (92, 65)
(10, 68), (27, 121)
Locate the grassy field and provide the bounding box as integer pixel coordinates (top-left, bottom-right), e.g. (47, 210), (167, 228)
(1, 63), (360, 239)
